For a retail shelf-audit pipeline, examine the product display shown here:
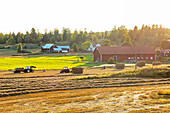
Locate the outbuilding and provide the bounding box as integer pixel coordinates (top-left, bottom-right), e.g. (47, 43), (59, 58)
(41, 44), (57, 52)
(159, 49), (170, 57)
(93, 46), (156, 62)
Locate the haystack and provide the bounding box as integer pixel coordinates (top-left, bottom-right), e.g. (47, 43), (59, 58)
(136, 61), (145, 67)
(72, 67), (83, 74)
(152, 61), (162, 66)
(115, 63), (125, 69)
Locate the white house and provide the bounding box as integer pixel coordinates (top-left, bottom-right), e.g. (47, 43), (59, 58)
(88, 43), (101, 51)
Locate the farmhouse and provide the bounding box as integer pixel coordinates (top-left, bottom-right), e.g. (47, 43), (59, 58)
(93, 46), (156, 62)
(41, 44), (57, 52)
(53, 46), (70, 53)
(159, 49), (170, 57)
(41, 44), (70, 53)
(88, 43), (101, 51)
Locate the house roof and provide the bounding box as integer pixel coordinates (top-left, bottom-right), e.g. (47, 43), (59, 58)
(57, 46), (70, 49)
(92, 43), (100, 47)
(53, 48), (62, 51)
(95, 46), (156, 55)
(42, 44), (54, 49)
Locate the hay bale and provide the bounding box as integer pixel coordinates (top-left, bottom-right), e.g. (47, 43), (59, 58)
(152, 61), (162, 66)
(136, 61), (145, 67)
(115, 63), (125, 69)
(72, 67), (83, 74)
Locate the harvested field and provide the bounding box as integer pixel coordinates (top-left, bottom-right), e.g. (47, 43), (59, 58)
(0, 67), (169, 97)
(0, 66), (169, 112)
(0, 84), (169, 113)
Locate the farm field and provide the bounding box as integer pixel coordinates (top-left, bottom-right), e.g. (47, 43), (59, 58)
(0, 66), (169, 112)
(0, 55), (97, 70)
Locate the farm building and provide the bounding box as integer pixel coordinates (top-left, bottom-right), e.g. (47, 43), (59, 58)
(158, 49), (170, 57)
(93, 46), (156, 62)
(41, 44), (70, 53)
(53, 46), (70, 53)
(41, 44), (57, 52)
(88, 43), (101, 51)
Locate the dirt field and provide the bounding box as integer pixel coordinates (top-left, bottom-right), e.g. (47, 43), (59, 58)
(0, 67), (169, 112)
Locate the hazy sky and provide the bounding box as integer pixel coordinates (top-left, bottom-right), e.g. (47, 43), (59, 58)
(0, 0), (170, 34)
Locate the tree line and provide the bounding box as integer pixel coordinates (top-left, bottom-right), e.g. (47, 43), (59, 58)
(0, 24), (170, 49)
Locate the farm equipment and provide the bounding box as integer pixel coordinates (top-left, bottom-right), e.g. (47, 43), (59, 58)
(60, 67), (70, 73)
(14, 66), (36, 73)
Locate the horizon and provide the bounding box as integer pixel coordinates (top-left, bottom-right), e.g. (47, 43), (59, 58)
(0, 0), (170, 34)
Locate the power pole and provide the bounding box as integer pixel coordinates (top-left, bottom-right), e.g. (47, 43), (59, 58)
(135, 37), (137, 70)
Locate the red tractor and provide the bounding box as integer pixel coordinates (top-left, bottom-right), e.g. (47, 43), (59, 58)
(60, 67), (70, 73)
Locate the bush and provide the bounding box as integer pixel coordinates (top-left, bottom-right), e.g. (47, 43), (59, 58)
(152, 61), (162, 66)
(136, 61), (145, 67)
(72, 43), (79, 52)
(107, 57), (114, 64)
(115, 63), (125, 69)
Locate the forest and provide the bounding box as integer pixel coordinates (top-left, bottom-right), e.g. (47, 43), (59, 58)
(0, 24), (170, 50)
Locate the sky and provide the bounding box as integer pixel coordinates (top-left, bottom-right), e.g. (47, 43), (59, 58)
(0, 0), (170, 34)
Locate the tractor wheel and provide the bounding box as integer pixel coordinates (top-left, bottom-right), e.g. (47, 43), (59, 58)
(27, 70), (30, 73)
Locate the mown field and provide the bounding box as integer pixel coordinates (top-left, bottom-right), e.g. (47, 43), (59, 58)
(0, 55), (99, 70)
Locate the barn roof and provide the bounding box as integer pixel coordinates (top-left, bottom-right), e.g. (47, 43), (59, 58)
(95, 46), (156, 55)
(42, 44), (54, 49)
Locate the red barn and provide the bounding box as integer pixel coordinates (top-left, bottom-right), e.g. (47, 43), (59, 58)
(93, 46), (156, 62)
(41, 44), (57, 52)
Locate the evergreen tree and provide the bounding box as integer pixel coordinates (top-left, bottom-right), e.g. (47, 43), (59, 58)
(17, 43), (22, 53)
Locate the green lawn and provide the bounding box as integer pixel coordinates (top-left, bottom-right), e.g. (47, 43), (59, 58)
(0, 55), (96, 70)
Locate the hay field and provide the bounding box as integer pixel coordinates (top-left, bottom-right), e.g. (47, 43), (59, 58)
(0, 84), (169, 113)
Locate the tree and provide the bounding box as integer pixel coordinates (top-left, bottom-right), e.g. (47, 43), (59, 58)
(110, 26), (118, 43)
(81, 41), (91, 50)
(30, 28), (37, 43)
(72, 43), (79, 52)
(0, 33), (4, 44)
(122, 34), (132, 46)
(6, 37), (16, 45)
(62, 28), (71, 41)
(105, 31), (109, 39)
(161, 38), (170, 49)
(17, 43), (22, 53)
(102, 39), (111, 46)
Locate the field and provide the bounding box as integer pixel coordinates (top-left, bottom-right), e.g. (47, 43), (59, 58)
(0, 65), (169, 112)
(0, 49), (170, 112)
(0, 55), (99, 70)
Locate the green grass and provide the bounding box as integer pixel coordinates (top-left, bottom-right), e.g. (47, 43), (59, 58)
(0, 49), (16, 52)
(0, 55), (98, 70)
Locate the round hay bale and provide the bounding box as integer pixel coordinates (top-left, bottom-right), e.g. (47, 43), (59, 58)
(152, 61), (162, 66)
(136, 61), (145, 67)
(115, 63), (125, 69)
(72, 67), (83, 74)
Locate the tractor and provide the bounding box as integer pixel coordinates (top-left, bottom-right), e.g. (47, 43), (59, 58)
(60, 67), (70, 73)
(14, 66), (36, 73)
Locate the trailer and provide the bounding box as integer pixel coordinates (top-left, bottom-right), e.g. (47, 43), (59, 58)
(14, 66), (36, 73)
